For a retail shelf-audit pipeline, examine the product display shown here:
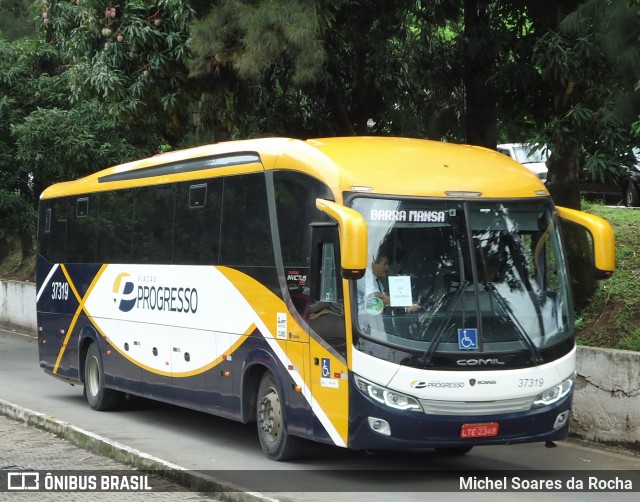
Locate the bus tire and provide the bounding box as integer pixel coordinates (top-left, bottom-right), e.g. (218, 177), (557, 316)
(84, 343), (121, 411)
(256, 372), (303, 461)
(434, 446), (473, 455)
(625, 182), (639, 207)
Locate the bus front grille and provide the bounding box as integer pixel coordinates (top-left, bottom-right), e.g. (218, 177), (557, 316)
(419, 396), (534, 416)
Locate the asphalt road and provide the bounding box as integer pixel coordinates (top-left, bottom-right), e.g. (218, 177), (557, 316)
(1, 328), (639, 501)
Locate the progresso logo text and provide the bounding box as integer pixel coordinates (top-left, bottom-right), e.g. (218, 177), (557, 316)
(112, 273), (198, 314)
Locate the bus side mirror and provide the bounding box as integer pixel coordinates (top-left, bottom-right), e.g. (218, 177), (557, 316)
(556, 206), (615, 279)
(315, 199), (367, 279)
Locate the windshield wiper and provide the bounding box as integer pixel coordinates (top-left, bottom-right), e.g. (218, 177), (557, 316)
(420, 238), (469, 367)
(419, 280), (469, 367)
(485, 283), (543, 364)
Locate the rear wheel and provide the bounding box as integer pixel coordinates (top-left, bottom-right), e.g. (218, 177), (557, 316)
(625, 182), (640, 207)
(256, 372), (304, 461)
(84, 343), (121, 411)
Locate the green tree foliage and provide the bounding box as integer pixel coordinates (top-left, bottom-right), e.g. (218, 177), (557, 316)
(508, 0), (640, 309)
(190, 0), (430, 138)
(12, 102), (163, 195)
(0, 36), (66, 257)
(187, 0), (548, 146)
(1, 0), (636, 309)
(0, 0), (36, 40)
(514, 0), (640, 205)
(38, 0), (198, 139)
(0, 35), (162, 259)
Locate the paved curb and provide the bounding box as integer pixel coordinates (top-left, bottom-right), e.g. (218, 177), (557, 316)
(0, 398), (275, 502)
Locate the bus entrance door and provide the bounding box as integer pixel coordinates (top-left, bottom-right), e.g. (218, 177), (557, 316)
(308, 224), (350, 447)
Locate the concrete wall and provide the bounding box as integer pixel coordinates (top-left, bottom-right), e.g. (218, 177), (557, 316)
(1, 280), (638, 450)
(573, 345), (640, 450)
(0, 280), (36, 333)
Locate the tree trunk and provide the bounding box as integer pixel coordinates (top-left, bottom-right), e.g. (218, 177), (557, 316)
(545, 144), (582, 209)
(462, 0), (497, 148)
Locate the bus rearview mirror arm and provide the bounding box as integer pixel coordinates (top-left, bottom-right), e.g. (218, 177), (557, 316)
(316, 199), (367, 279)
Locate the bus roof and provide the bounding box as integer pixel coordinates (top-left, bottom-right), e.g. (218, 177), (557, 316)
(40, 136), (549, 201)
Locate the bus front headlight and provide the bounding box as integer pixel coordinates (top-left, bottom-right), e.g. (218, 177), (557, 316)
(354, 374), (422, 412)
(532, 375), (574, 408)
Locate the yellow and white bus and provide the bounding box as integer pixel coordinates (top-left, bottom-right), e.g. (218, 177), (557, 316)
(36, 137), (615, 460)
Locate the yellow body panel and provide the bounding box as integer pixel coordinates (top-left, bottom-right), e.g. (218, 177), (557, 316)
(556, 206), (616, 275)
(41, 136), (548, 201)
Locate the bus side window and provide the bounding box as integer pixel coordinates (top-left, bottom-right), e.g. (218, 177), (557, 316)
(67, 196), (98, 263)
(38, 198), (68, 263)
(173, 180), (222, 265)
(132, 184), (175, 264)
(96, 190), (134, 264)
(273, 171), (333, 318)
(220, 174), (274, 267)
(318, 243), (337, 302)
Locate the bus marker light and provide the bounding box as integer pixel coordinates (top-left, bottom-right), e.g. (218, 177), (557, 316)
(445, 191), (482, 197)
(42, 339), (46, 344)
(106, 350), (111, 356)
(294, 385), (302, 393)
(460, 422), (499, 438)
(223, 371), (231, 377)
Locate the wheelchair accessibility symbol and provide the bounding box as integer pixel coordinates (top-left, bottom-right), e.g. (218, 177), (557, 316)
(321, 358), (331, 378)
(458, 328), (479, 350)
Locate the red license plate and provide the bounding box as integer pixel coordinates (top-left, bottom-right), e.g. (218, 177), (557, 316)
(460, 422), (499, 438)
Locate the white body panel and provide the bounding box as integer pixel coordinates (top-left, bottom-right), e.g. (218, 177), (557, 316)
(352, 345), (575, 401)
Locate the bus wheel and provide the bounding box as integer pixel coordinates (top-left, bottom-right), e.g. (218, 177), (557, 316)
(256, 372), (303, 461)
(625, 182), (640, 207)
(84, 343), (121, 411)
(434, 446), (473, 455)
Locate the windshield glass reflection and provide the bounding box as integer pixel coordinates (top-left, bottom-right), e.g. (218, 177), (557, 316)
(351, 198), (573, 361)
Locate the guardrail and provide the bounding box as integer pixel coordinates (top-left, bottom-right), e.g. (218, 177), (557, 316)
(1, 279), (638, 452)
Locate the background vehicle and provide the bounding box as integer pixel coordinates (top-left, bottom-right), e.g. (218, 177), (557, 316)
(621, 148), (640, 207)
(498, 143), (549, 182)
(36, 137), (614, 461)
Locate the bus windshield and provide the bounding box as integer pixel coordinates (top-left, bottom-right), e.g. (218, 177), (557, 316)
(351, 197), (573, 363)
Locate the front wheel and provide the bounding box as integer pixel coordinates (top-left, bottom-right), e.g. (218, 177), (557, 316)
(84, 343), (121, 411)
(256, 372), (304, 461)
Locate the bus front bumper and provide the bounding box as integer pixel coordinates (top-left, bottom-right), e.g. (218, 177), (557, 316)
(347, 382), (572, 450)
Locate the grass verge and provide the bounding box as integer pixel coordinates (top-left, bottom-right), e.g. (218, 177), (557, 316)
(577, 202), (640, 351)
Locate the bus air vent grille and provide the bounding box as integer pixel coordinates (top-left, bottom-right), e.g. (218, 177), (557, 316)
(419, 396), (534, 416)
